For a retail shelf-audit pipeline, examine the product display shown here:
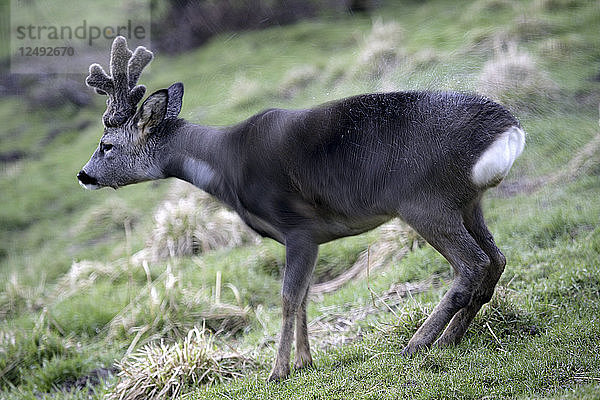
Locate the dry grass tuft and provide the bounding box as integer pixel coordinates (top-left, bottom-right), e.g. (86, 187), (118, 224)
(147, 188), (259, 261)
(54, 260), (125, 300)
(537, 35), (586, 61)
(72, 197), (139, 235)
(105, 327), (255, 400)
(511, 15), (556, 41)
(279, 64), (321, 98)
(478, 41), (558, 108)
(228, 73), (265, 108)
(0, 329), (16, 349)
(182, 269), (251, 336)
(106, 260), (250, 345)
(353, 19), (405, 80)
(0, 273), (45, 317)
(193, 303), (250, 336)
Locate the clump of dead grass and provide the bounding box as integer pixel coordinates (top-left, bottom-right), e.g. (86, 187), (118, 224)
(511, 15), (557, 41)
(353, 19), (405, 81)
(228, 73), (265, 109)
(279, 64), (321, 98)
(147, 190), (259, 261)
(0, 328), (16, 349)
(72, 197), (139, 235)
(105, 327), (255, 400)
(182, 268), (250, 336)
(478, 41), (558, 108)
(53, 260), (126, 301)
(106, 261), (250, 348)
(0, 273), (45, 317)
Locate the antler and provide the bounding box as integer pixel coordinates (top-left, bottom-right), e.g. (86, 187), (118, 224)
(86, 36), (154, 127)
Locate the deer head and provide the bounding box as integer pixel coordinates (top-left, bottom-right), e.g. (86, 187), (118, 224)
(77, 36), (184, 190)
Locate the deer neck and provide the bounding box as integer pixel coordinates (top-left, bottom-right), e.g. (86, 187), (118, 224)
(163, 121), (239, 202)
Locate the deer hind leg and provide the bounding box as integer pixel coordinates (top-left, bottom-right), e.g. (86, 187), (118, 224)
(436, 203), (506, 347)
(268, 233), (318, 382)
(294, 285), (313, 370)
(402, 210), (490, 356)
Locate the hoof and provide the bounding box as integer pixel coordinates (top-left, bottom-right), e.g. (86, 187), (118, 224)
(294, 352), (313, 371)
(401, 345), (416, 358)
(434, 334), (460, 348)
(402, 341), (428, 357)
(267, 365), (290, 382)
(294, 359), (314, 371)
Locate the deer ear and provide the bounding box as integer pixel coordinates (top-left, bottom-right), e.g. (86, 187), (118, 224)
(166, 82), (184, 119)
(137, 89), (168, 138)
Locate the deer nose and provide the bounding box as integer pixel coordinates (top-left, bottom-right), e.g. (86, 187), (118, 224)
(77, 170), (98, 186)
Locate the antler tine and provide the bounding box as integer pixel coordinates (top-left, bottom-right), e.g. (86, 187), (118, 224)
(107, 36), (132, 126)
(85, 36), (154, 127)
(86, 63), (113, 95)
(128, 47), (153, 90)
(127, 46), (154, 109)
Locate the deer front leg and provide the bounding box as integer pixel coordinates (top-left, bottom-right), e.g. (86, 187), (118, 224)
(268, 233), (318, 382)
(294, 286), (313, 370)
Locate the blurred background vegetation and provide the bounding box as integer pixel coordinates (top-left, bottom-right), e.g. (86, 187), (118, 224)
(0, 0), (599, 399)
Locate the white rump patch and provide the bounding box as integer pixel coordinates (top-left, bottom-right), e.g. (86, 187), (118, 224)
(472, 126), (525, 187)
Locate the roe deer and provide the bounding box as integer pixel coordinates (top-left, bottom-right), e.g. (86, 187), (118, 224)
(77, 37), (525, 381)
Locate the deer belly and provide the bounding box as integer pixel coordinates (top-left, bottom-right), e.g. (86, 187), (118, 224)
(311, 214), (391, 243)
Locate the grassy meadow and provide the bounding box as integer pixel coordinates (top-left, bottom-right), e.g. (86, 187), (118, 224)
(1, 0), (600, 398)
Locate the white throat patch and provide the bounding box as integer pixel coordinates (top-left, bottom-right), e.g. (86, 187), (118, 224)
(183, 158), (216, 190)
(78, 181), (101, 190)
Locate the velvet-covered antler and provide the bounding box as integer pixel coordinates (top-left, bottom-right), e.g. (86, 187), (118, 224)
(86, 36), (154, 127)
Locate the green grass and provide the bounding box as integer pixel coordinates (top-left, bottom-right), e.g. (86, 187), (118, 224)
(1, 0), (600, 398)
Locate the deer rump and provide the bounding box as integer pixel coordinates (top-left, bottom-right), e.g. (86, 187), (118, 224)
(228, 91), (523, 244)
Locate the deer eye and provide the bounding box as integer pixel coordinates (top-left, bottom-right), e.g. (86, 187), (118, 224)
(100, 142), (113, 152)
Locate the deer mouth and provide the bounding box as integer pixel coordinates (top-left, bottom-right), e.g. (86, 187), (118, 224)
(77, 170), (101, 190)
